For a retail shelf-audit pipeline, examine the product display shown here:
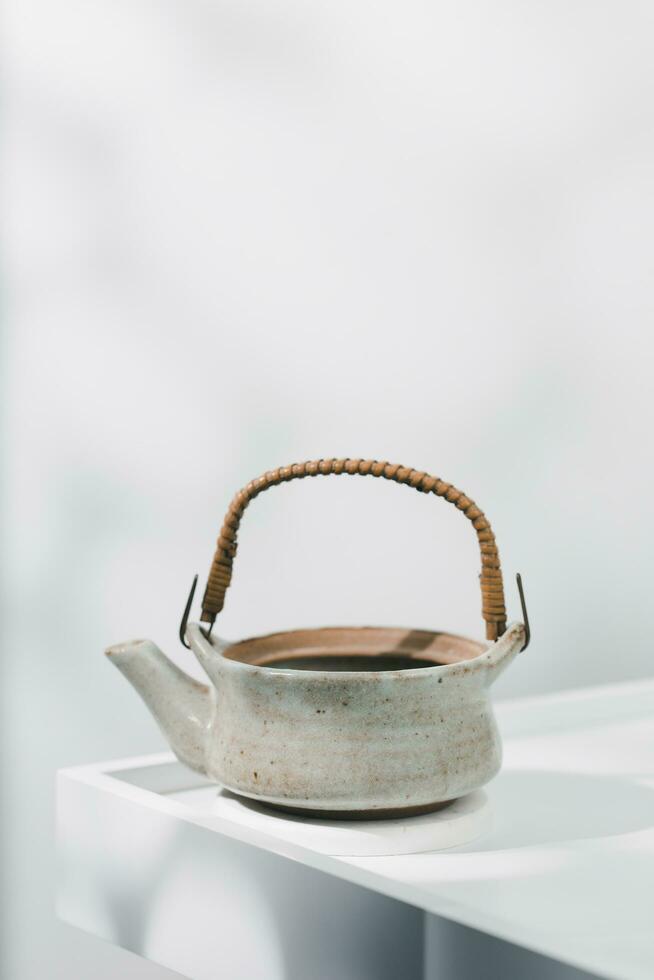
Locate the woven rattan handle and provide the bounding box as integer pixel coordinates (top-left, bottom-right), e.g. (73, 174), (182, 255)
(201, 459), (507, 641)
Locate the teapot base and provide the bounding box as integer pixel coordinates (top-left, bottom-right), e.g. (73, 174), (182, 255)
(234, 794), (452, 821)
(212, 786), (491, 853)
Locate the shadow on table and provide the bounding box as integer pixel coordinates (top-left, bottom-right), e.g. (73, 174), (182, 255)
(479, 768), (654, 849)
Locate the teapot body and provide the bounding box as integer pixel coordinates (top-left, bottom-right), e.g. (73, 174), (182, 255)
(192, 623), (524, 816)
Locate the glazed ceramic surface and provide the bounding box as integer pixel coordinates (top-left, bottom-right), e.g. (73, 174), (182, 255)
(106, 621), (525, 817)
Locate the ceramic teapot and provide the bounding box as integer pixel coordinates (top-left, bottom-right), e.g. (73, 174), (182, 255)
(107, 458), (529, 818)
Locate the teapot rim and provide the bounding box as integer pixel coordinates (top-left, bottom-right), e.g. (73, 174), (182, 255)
(186, 621), (524, 679)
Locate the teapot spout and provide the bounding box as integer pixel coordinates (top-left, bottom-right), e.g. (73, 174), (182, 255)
(106, 639), (211, 775)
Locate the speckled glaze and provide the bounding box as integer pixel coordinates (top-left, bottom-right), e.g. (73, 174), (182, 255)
(106, 621), (525, 816)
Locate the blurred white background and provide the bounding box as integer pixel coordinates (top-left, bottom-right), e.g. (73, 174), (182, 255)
(2, 0), (653, 976)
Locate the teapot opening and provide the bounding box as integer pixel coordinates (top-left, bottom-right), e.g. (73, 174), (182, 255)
(261, 652), (443, 672)
(218, 626), (487, 671)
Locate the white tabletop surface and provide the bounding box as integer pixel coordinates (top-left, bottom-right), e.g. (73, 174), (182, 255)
(342, 678), (654, 980)
(64, 679), (654, 980)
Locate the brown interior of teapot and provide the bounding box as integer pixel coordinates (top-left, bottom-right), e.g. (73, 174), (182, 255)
(220, 627), (486, 671)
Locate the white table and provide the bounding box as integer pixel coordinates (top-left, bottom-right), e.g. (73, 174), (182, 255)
(57, 679), (654, 980)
